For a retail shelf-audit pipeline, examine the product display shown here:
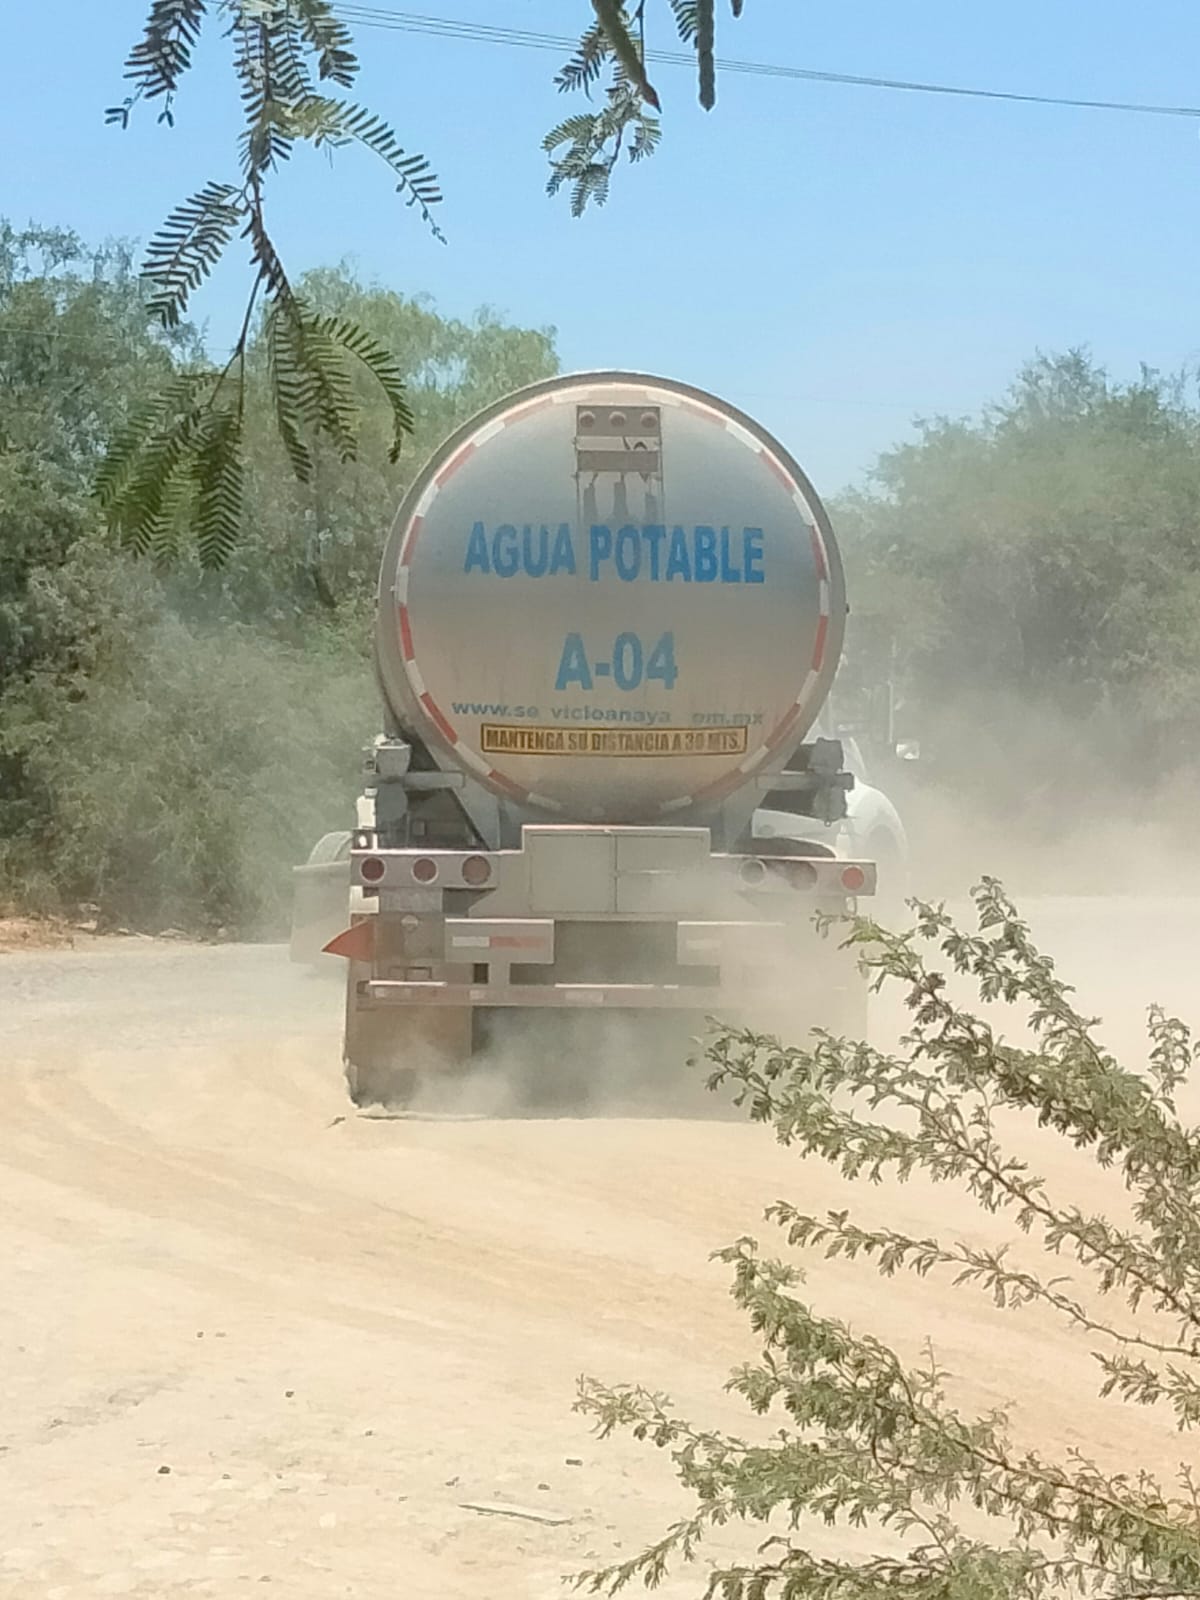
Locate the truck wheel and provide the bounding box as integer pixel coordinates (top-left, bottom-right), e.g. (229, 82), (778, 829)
(342, 963), (472, 1109)
(344, 1054), (418, 1111)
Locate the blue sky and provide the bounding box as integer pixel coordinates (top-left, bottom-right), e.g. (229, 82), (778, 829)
(6, 1), (1200, 491)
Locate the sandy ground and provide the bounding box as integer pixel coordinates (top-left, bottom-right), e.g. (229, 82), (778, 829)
(2, 897), (1200, 1598)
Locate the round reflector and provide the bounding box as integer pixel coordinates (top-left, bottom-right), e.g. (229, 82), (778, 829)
(841, 865), (867, 892)
(360, 857), (386, 884)
(739, 857), (768, 887)
(411, 857), (439, 884)
(461, 854), (492, 887)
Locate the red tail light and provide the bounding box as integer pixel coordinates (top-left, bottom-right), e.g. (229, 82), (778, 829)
(841, 865), (866, 892)
(411, 857), (439, 884)
(360, 857), (386, 884)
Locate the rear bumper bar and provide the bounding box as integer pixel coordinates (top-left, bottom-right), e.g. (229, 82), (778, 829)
(360, 977), (859, 1011)
(363, 980), (731, 1010)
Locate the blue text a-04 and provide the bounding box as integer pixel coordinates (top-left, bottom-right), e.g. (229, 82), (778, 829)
(555, 632), (678, 692)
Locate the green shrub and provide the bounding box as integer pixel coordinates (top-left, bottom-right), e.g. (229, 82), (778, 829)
(579, 883), (1200, 1599)
(1, 561), (371, 934)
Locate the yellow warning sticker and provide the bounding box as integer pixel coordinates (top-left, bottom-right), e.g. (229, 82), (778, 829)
(480, 723), (749, 757)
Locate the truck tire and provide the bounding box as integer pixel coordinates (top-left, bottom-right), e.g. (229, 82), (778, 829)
(342, 962), (471, 1109)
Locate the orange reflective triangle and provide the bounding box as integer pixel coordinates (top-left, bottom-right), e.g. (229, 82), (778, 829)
(322, 919), (375, 962)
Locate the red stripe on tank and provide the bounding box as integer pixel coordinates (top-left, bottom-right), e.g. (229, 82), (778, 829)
(420, 693), (457, 745)
(504, 395), (555, 423)
(678, 398), (724, 424)
(487, 769), (530, 801)
(762, 451), (795, 493)
(435, 443), (475, 488)
(766, 706), (802, 752)
(691, 769), (751, 806)
(811, 614), (829, 671)
(398, 605), (415, 661)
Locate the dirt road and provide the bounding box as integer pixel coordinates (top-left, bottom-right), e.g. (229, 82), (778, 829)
(2, 899), (1198, 1598)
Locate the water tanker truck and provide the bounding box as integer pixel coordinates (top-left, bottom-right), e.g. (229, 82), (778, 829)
(293, 371), (877, 1106)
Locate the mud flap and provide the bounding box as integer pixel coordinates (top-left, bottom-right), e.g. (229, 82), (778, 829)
(342, 960), (472, 1109)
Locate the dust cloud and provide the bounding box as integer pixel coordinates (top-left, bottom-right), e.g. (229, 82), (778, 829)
(10, 683), (1200, 1598)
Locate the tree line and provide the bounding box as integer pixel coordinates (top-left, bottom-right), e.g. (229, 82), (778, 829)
(4, 222), (1200, 930)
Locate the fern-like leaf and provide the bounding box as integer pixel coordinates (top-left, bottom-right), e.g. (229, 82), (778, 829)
(234, 15), (295, 175)
(266, 296), (359, 479)
(149, 458), (194, 564)
(555, 23), (611, 95)
(590, 0), (660, 110)
(244, 205), (291, 302)
(334, 105), (444, 239)
(193, 409), (244, 569)
(269, 9), (318, 109)
(696, 0), (716, 109)
(113, 389), (212, 557)
(543, 112), (606, 155)
(293, 0), (358, 87)
(628, 118), (662, 163)
(142, 181), (243, 328)
(123, 0), (207, 101)
(294, 316), (357, 460)
(267, 303), (315, 483)
(669, 1), (699, 43)
(314, 316), (413, 463)
(95, 373), (212, 518)
(573, 165), (612, 216)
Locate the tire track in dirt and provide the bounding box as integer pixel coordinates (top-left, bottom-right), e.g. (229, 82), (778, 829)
(3, 925), (1199, 1600)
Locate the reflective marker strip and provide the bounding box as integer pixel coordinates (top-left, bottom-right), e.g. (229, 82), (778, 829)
(399, 605), (415, 661)
(421, 692), (457, 744)
(762, 450), (795, 493)
(455, 743), (494, 778)
(809, 521), (830, 581)
(812, 613), (829, 671)
(435, 441), (475, 487)
(765, 704), (803, 751)
(450, 934), (547, 949)
(480, 766), (563, 813)
(675, 395), (727, 426)
(724, 418), (761, 453)
(488, 767), (532, 802)
(504, 395), (556, 423)
(400, 514), (423, 567)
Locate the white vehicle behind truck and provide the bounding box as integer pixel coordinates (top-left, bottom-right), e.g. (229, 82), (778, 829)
(293, 371), (881, 1106)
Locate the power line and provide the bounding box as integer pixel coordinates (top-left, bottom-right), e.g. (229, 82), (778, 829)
(334, 3), (1200, 121)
